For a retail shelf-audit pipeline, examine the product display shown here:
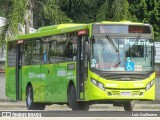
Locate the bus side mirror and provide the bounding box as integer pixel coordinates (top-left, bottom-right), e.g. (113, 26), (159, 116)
(154, 46), (156, 56)
(91, 36), (95, 43)
(84, 42), (89, 68)
(85, 42), (89, 54)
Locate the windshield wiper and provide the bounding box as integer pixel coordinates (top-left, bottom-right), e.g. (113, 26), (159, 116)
(106, 35), (121, 68)
(106, 35), (119, 52)
(115, 40), (121, 68)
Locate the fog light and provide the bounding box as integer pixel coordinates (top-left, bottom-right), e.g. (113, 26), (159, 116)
(140, 92), (144, 96)
(108, 92), (112, 96)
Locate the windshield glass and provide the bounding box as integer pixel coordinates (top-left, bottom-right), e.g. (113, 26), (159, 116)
(90, 35), (154, 72)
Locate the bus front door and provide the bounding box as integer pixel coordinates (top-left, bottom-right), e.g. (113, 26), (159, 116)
(77, 35), (88, 100)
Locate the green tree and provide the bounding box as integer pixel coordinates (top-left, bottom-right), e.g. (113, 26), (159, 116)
(0, 0), (71, 47)
(0, 0), (26, 52)
(96, 0), (131, 21)
(33, 0), (72, 28)
(59, 0), (91, 23)
(129, 0), (160, 40)
(112, 0), (131, 21)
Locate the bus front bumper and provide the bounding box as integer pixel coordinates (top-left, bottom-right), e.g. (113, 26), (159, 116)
(85, 83), (155, 101)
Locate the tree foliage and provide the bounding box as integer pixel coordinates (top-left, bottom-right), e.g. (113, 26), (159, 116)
(96, 0), (131, 21)
(33, 0), (72, 28)
(129, 0), (160, 40)
(59, 0), (91, 23)
(0, 0), (26, 35)
(0, 0), (160, 43)
(0, 0), (72, 46)
(0, 0), (26, 50)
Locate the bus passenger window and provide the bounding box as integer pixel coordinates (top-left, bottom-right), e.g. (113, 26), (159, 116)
(41, 38), (50, 63)
(48, 40), (57, 63)
(24, 41), (32, 65)
(7, 42), (16, 67)
(66, 34), (77, 61)
(66, 42), (73, 58)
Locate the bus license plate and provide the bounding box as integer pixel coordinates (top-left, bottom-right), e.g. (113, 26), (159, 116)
(120, 92), (131, 96)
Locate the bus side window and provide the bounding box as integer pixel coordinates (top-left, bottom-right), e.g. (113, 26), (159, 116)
(41, 38), (50, 63)
(66, 42), (73, 58)
(32, 40), (41, 64)
(66, 33), (77, 60)
(56, 34), (66, 62)
(48, 40), (57, 63)
(7, 42), (16, 67)
(24, 41), (32, 65)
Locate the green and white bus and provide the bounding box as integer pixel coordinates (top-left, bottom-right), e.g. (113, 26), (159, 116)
(5, 21), (156, 111)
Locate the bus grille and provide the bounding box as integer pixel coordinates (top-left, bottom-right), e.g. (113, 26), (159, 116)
(102, 74), (147, 80)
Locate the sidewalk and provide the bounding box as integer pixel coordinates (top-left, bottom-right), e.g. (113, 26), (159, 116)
(0, 99), (26, 108)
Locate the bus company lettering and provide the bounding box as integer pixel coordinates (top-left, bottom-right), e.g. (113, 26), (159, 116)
(57, 70), (66, 76)
(125, 40), (153, 46)
(29, 72), (46, 79)
(66, 72), (76, 79)
(66, 72), (73, 76)
(106, 84), (118, 87)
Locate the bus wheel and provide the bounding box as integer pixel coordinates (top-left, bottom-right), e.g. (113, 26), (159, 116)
(26, 86), (45, 110)
(123, 101), (134, 111)
(68, 85), (89, 111)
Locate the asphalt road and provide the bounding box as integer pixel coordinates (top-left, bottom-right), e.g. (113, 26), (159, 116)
(0, 100), (160, 111)
(0, 100), (160, 119)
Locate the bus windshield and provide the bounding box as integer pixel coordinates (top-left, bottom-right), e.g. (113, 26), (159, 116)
(90, 35), (154, 72)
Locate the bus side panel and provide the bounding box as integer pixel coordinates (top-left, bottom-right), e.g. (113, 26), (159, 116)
(21, 65), (47, 102)
(22, 62), (76, 103)
(38, 63), (68, 103)
(21, 66), (32, 101)
(53, 62), (67, 102)
(32, 62), (77, 103)
(21, 66), (27, 101)
(5, 67), (16, 101)
(65, 62), (77, 97)
(54, 62), (77, 103)
(40, 64), (53, 102)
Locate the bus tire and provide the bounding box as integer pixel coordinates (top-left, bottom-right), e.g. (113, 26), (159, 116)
(68, 85), (89, 111)
(123, 101), (134, 111)
(26, 86), (45, 110)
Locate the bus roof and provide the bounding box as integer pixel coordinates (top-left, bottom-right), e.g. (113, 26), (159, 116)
(9, 23), (88, 41)
(94, 21), (150, 26)
(8, 21), (151, 42)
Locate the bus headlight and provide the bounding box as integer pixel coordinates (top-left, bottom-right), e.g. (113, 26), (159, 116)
(91, 78), (105, 91)
(145, 80), (154, 91)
